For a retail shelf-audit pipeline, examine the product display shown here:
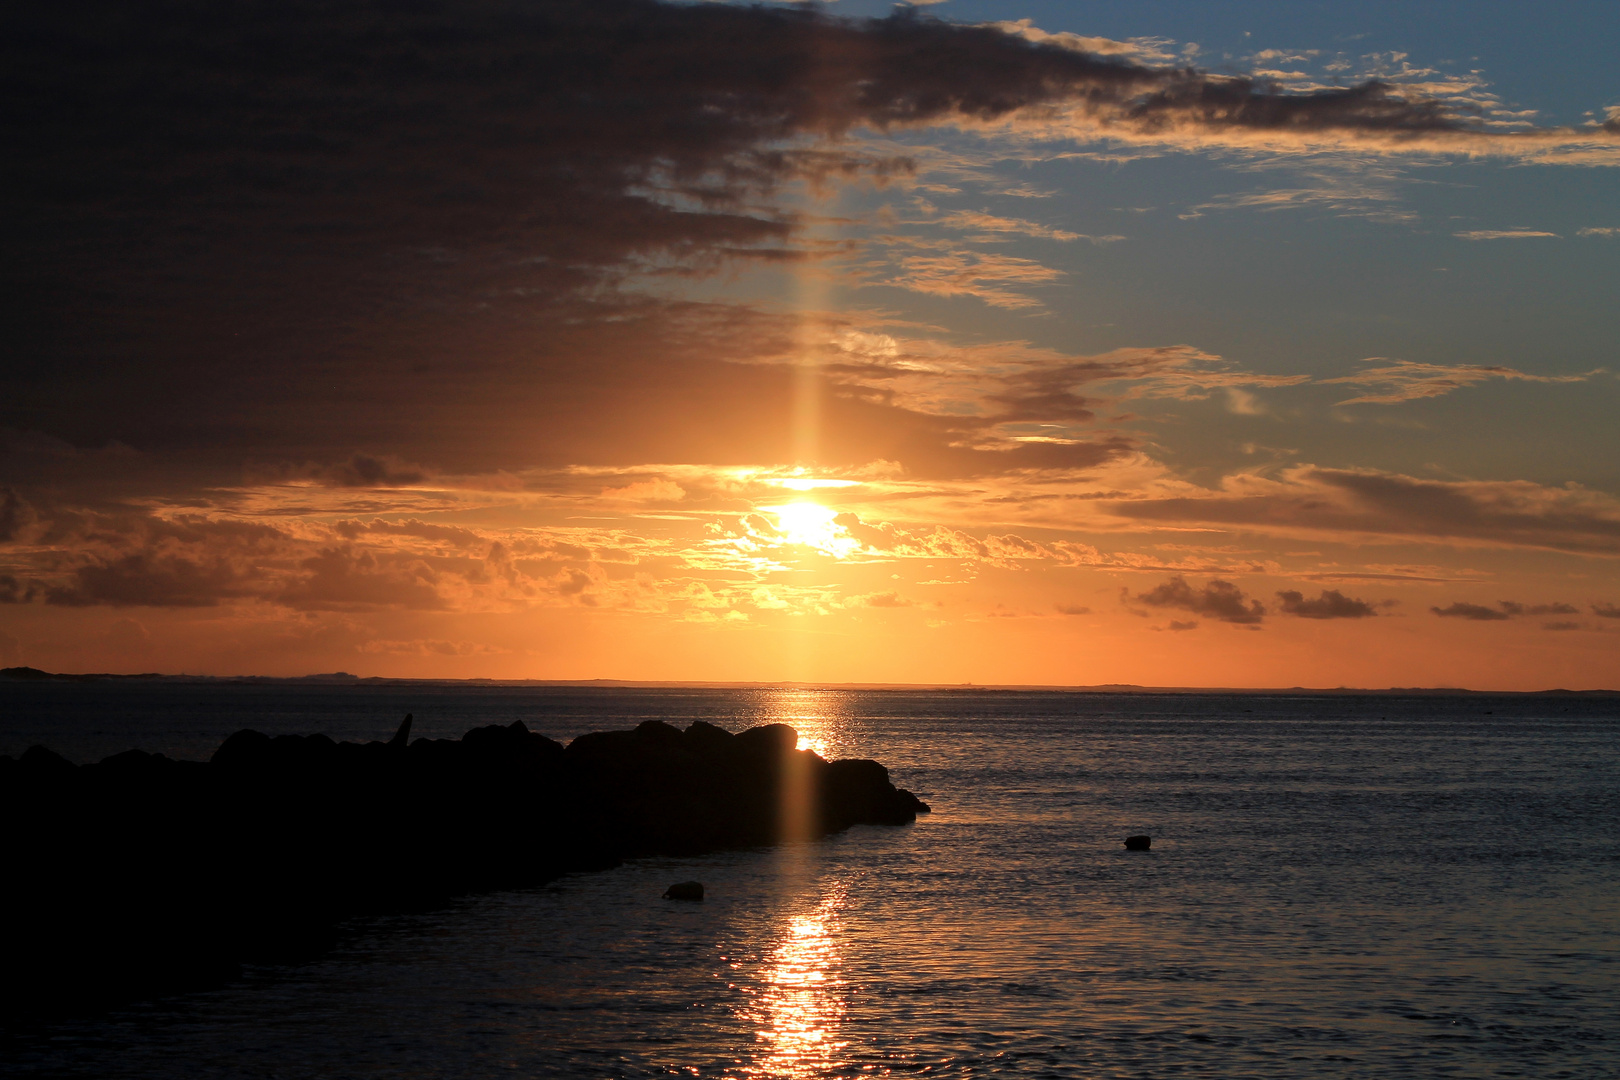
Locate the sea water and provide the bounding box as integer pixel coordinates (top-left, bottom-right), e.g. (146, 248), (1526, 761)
(1, 682), (1617, 1078)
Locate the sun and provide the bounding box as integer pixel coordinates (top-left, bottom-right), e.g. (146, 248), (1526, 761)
(763, 502), (859, 558)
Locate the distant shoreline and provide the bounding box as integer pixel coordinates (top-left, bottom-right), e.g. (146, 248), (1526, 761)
(4, 666), (1616, 696)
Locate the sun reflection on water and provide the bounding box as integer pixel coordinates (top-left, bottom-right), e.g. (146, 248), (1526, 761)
(758, 688), (852, 763)
(742, 892), (848, 1079)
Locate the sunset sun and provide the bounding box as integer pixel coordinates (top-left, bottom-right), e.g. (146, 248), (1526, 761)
(764, 502), (857, 558)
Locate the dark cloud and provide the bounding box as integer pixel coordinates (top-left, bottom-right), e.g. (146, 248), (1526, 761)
(1131, 576), (1265, 624)
(1593, 603), (1620, 619)
(1499, 601), (1578, 616)
(275, 548), (449, 612)
(0, 487), (34, 542)
(1054, 604), (1091, 615)
(1166, 620), (1198, 631)
(1276, 588), (1381, 619)
(314, 455), (431, 489)
(1432, 599), (1581, 625)
(37, 516), (289, 608)
(0, 500), (668, 612)
(1431, 599), (1581, 621)
(1431, 602), (1510, 620)
(45, 553), (250, 608)
(0, 574), (39, 604)
(1112, 467), (1620, 555)
(8, 0), (1587, 498)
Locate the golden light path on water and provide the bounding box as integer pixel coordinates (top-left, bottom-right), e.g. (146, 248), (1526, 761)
(759, 688), (855, 762)
(732, 689), (860, 1077)
(739, 886), (850, 1079)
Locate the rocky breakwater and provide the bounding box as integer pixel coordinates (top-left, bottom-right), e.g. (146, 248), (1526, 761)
(0, 717), (927, 1012)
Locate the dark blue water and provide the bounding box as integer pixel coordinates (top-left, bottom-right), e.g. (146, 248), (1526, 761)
(3, 682), (1618, 1077)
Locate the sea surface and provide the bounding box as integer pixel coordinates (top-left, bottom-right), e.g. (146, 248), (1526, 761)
(2, 681), (1618, 1078)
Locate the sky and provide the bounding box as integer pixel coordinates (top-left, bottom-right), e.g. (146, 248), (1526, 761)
(3, 0), (1619, 688)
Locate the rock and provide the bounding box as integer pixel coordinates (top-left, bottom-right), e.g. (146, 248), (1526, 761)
(664, 881), (704, 901)
(682, 720), (734, 755)
(388, 713), (412, 749)
(1124, 834), (1151, 851)
(210, 728), (271, 768)
(732, 722), (798, 758)
(633, 720), (686, 753)
(19, 745), (77, 776)
(2, 715), (924, 1013)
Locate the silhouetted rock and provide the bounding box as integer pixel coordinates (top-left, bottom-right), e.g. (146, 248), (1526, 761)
(0, 715), (926, 1016)
(664, 881), (704, 901)
(18, 744), (76, 777)
(1124, 834), (1152, 851)
(683, 719), (734, 755)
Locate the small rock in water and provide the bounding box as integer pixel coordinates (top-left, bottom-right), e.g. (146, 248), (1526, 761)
(664, 881), (704, 901)
(1124, 834), (1151, 851)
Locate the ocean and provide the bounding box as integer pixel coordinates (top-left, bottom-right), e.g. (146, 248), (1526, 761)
(1, 682), (1617, 1078)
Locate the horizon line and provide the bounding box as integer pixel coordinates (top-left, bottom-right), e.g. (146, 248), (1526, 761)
(3, 666), (1617, 696)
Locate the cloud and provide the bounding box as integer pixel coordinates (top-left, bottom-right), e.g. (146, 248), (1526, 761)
(1499, 601), (1579, 616)
(1322, 359), (1598, 404)
(0, 486), (37, 542)
(1130, 575), (1265, 624)
(989, 22), (1182, 65)
(46, 552), (256, 608)
(1432, 600), (1579, 621)
(1453, 229), (1561, 240)
(6, 0), (1615, 509)
(1276, 588), (1381, 618)
(1431, 601), (1509, 620)
(1054, 603), (1091, 615)
(602, 479), (688, 502)
(935, 209), (1122, 244)
(1165, 620), (1199, 631)
(806, 334), (1305, 456)
(848, 591), (915, 608)
(0, 574), (38, 604)
(1594, 603), (1620, 618)
(39, 516), (289, 608)
(1, 501), (683, 614)
(1181, 166), (1416, 224)
(1578, 227), (1620, 237)
(873, 249), (1067, 308)
(314, 455), (432, 489)
(1110, 466), (1620, 555)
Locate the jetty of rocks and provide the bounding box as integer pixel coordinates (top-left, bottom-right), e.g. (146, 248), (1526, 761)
(0, 717), (927, 1011)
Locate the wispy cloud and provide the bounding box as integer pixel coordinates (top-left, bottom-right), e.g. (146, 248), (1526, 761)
(1432, 599), (1578, 620)
(871, 249), (1067, 308)
(935, 209), (1123, 243)
(1323, 359), (1598, 404)
(1454, 229), (1561, 240)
